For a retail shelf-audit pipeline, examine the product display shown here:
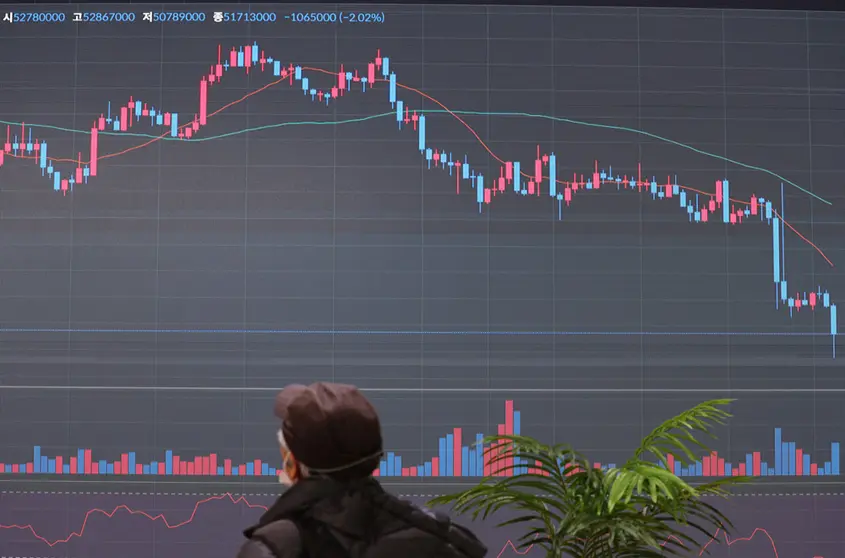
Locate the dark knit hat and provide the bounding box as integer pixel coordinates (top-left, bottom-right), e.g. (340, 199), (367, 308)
(274, 382), (383, 478)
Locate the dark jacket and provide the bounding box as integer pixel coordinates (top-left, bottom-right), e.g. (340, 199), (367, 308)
(237, 477), (487, 558)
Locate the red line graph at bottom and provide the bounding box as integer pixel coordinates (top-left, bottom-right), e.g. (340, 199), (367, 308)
(0, 492), (824, 557)
(497, 529), (824, 558)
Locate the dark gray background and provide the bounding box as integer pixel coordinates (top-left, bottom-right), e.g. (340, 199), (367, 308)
(0, 0), (844, 536)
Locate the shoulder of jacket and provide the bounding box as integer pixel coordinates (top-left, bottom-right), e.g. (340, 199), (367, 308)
(236, 539), (280, 558)
(240, 519), (302, 558)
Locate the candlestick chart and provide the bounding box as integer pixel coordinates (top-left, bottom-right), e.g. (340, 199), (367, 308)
(1, 3), (844, 558)
(0, 41), (839, 350)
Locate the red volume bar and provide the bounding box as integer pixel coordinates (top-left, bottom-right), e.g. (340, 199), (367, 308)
(372, 400), (534, 477)
(1, 448), (277, 477)
(2, 408), (840, 478)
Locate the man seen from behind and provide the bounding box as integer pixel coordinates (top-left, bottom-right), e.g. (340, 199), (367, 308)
(237, 381), (488, 558)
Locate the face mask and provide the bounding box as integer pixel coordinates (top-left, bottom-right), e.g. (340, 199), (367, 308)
(278, 446), (297, 486)
(278, 467), (295, 486)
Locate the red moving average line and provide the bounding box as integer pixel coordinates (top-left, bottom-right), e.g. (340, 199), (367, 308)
(0, 47), (832, 268)
(0, 492), (825, 557)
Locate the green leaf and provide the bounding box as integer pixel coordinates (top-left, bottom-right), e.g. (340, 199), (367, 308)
(428, 399), (754, 558)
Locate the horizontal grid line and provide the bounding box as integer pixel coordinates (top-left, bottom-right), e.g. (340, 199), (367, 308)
(3, 89), (845, 97)
(1, 490), (843, 497)
(1, 34), (842, 42)
(0, 270), (810, 275)
(0, 244), (840, 249)
(0, 328), (831, 336)
(0, 217), (841, 226)
(3, 386), (845, 392)
(2, 60), (845, 72)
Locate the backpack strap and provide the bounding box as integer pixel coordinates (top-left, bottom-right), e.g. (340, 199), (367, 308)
(291, 492), (385, 558)
(366, 492), (485, 558)
(297, 516), (342, 558)
(248, 483), (481, 558)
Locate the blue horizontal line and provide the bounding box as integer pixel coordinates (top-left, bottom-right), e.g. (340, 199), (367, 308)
(0, 327), (828, 336)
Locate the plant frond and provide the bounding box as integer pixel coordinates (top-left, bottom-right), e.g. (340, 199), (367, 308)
(632, 399), (734, 467)
(428, 400), (755, 558)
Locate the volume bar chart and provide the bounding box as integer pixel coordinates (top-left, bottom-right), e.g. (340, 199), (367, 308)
(373, 400), (541, 478)
(0, 42), (837, 353)
(3, 402), (841, 479)
(3, 448), (280, 478)
(670, 428), (841, 478)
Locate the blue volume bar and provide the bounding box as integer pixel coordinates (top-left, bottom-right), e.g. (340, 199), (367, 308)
(446, 433), (454, 476)
(438, 438), (446, 476)
(475, 433), (483, 477)
(789, 442), (796, 476)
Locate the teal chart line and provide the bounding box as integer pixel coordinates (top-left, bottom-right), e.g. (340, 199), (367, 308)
(2, 111), (833, 265)
(0, 109), (831, 206)
(0, 44), (838, 356)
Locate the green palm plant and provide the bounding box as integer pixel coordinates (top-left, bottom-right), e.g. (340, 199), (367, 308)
(429, 399), (752, 557)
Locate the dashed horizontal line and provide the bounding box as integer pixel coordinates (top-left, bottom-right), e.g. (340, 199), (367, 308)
(1, 490), (844, 498)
